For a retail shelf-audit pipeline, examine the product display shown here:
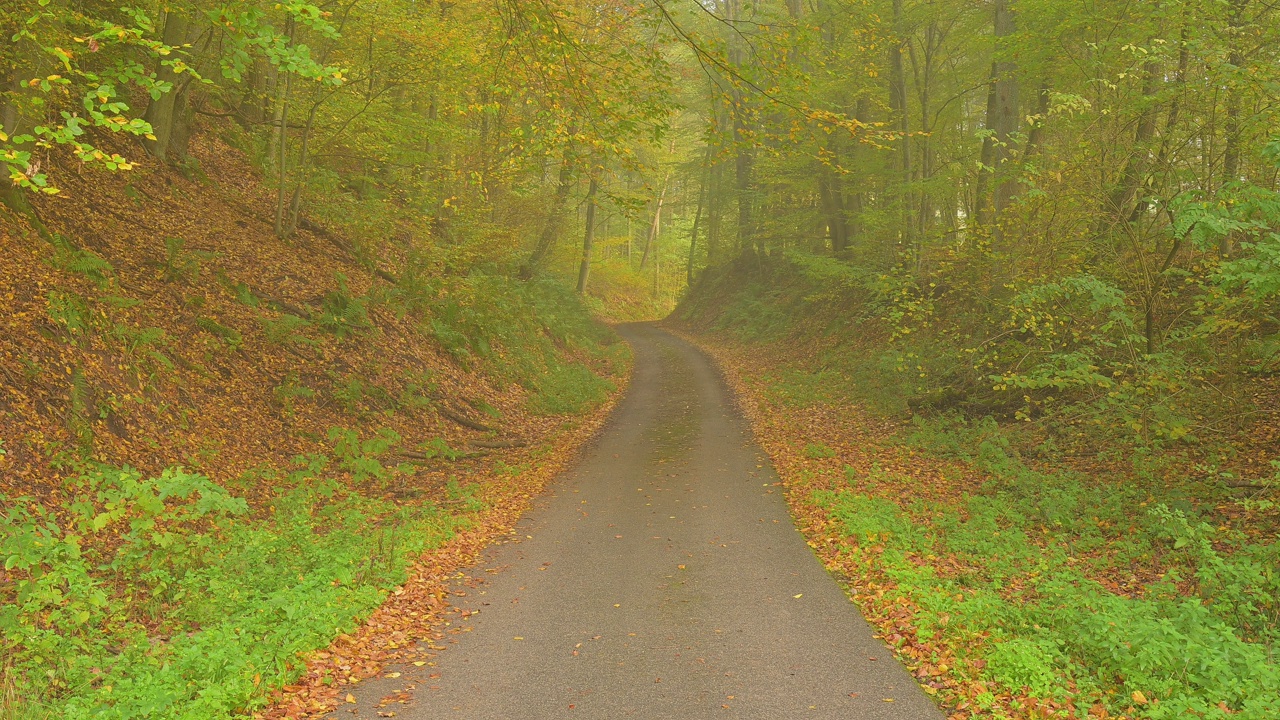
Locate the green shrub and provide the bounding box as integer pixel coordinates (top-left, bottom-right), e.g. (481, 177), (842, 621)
(315, 273), (370, 338)
(162, 238), (215, 284)
(395, 273), (623, 414)
(528, 362), (614, 415)
(328, 426), (403, 482)
(273, 374), (316, 416)
(814, 450), (1280, 718)
(259, 313), (313, 345)
(195, 317), (243, 349)
(48, 234), (114, 289)
(46, 290), (92, 340)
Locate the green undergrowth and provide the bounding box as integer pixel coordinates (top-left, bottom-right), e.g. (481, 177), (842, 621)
(680, 254), (1280, 717)
(0, 434), (482, 719)
(816, 421), (1280, 719)
(383, 273), (626, 415)
(680, 250), (1249, 445)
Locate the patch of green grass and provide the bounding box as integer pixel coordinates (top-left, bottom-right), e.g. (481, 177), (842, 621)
(814, 427), (1280, 719)
(387, 273), (625, 415)
(0, 456), (464, 720)
(803, 442), (836, 459)
(527, 362), (615, 415)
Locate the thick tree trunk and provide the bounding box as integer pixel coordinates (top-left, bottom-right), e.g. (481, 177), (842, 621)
(992, 0), (1019, 217)
(143, 10), (199, 162)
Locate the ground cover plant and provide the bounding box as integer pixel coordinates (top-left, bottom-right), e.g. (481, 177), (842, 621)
(2, 459), (464, 719)
(676, 257), (1280, 719)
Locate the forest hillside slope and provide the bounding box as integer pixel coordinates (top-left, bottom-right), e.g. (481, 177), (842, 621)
(0, 126), (627, 718)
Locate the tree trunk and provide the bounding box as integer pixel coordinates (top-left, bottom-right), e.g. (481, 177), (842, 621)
(975, 61), (998, 228)
(576, 171), (599, 294)
(522, 145), (577, 278)
(992, 0), (1019, 217)
(640, 172), (668, 270)
(687, 153), (710, 286)
(1106, 60), (1160, 223)
(273, 71), (291, 238)
(143, 10), (204, 162)
(727, 0), (757, 255)
(1023, 80), (1050, 160)
(1220, 0), (1249, 258)
(707, 159), (723, 267)
(889, 0), (910, 247)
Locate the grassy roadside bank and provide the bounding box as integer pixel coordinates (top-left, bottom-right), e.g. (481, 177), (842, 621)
(671, 258), (1280, 720)
(2, 389), (624, 720)
(255, 385), (625, 719)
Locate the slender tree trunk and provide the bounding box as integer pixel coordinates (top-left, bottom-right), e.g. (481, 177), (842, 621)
(818, 160), (848, 253)
(522, 144), (576, 278)
(911, 21), (940, 253)
(273, 72), (291, 238)
(707, 159), (723, 267)
(687, 153), (710, 286)
(975, 62), (998, 228)
(284, 101), (320, 236)
(1220, 0), (1249, 258)
(889, 0), (910, 248)
(1023, 80), (1050, 160)
(726, 0), (757, 255)
(1107, 60), (1160, 222)
(576, 171), (599, 294)
(653, 223), (661, 297)
(640, 173), (669, 270)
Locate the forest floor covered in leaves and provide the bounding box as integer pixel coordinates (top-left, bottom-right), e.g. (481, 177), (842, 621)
(0, 127), (629, 719)
(672, 262), (1280, 720)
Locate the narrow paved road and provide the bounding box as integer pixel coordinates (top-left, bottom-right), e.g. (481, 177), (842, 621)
(341, 325), (943, 719)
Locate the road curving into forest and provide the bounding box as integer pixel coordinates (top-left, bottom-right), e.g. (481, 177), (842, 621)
(338, 324), (943, 719)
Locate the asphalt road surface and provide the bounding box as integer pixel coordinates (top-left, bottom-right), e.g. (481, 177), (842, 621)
(337, 324), (944, 719)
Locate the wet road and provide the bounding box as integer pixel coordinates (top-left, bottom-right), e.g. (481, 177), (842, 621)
(339, 324), (943, 719)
